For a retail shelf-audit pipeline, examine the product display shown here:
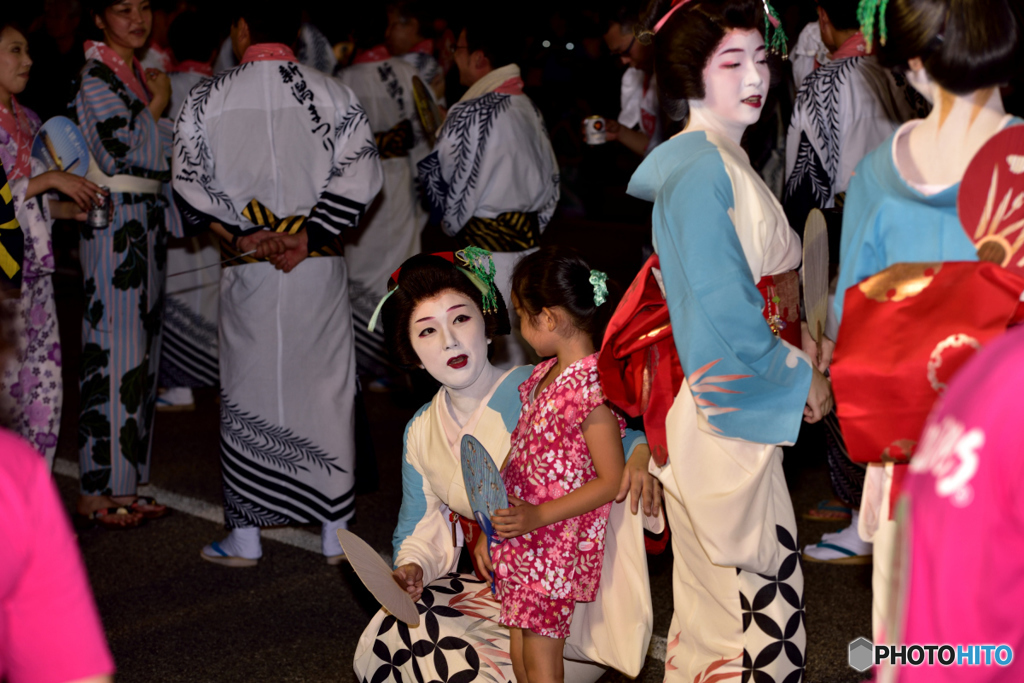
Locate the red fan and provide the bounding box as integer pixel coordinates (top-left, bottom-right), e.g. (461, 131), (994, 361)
(958, 125), (1024, 278)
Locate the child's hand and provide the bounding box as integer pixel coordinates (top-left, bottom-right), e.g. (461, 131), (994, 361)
(392, 563), (424, 602)
(491, 496), (543, 538)
(472, 532), (494, 587)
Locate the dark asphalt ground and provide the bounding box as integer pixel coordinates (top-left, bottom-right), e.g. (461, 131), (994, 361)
(49, 219), (873, 682)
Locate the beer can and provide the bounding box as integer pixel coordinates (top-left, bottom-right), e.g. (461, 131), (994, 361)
(87, 187), (110, 229)
(584, 115), (607, 145)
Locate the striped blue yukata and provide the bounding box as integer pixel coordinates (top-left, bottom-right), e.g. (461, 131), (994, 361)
(70, 51), (182, 496)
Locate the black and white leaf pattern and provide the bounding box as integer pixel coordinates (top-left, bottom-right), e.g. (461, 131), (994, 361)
(437, 93), (513, 228)
(173, 63), (253, 213)
(792, 57), (860, 192)
(220, 394), (346, 475)
(417, 151), (448, 215)
(783, 131), (831, 207)
(223, 482), (292, 528)
(328, 142), (380, 181)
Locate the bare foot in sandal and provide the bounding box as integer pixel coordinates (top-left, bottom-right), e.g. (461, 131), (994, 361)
(111, 495), (168, 519)
(77, 495), (144, 529)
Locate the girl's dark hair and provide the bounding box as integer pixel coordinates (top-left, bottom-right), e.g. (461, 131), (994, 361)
(638, 0), (763, 120)
(382, 253), (511, 368)
(511, 247), (620, 349)
(0, 19), (29, 47)
(876, 0), (1020, 95)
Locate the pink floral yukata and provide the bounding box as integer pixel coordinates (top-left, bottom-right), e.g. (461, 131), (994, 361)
(493, 353), (626, 638)
(0, 101), (62, 467)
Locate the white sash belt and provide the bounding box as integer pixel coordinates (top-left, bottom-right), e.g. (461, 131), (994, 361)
(86, 159), (163, 195)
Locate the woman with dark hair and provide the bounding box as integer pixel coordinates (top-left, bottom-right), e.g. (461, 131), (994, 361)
(834, 0), (1021, 642)
(0, 19), (104, 466)
(623, 0), (831, 679)
(353, 251), (661, 683)
(70, 0), (181, 527)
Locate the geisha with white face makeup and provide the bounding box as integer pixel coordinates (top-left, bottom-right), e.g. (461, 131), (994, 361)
(619, 0), (830, 679)
(690, 28), (769, 140)
(355, 252), (661, 683)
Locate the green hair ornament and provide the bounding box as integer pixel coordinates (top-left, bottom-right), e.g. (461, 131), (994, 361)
(589, 270), (609, 307)
(457, 247), (499, 314)
(367, 285), (396, 333)
(762, 0), (789, 58)
(857, 0), (889, 50)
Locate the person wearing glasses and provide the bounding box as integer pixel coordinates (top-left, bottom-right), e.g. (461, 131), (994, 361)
(417, 13), (559, 368)
(600, 2), (662, 157)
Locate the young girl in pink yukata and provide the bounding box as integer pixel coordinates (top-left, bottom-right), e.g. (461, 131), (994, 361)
(475, 246), (627, 683)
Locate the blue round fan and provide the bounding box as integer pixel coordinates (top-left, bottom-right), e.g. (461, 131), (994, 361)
(32, 116), (90, 177)
(460, 434), (508, 592)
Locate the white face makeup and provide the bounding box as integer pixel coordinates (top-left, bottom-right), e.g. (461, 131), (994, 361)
(700, 28), (769, 129)
(409, 290), (491, 391)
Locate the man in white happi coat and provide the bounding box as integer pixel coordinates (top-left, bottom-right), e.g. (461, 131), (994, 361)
(418, 15), (559, 367)
(783, 0), (928, 232)
(337, 35), (432, 379)
(172, 1), (382, 566)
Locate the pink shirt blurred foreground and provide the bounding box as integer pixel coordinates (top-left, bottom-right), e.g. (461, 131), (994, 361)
(882, 324), (1024, 682)
(0, 429), (114, 683)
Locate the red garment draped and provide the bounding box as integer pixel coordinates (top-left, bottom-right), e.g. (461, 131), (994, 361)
(830, 261), (1024, 516)
(597, 254), (684, 467)
(598, 258), (804, 467)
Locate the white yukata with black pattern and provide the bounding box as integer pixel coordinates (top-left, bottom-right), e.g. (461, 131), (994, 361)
(172, 46), (382, 528)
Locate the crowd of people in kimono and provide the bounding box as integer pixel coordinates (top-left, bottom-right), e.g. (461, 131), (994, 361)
(0, 0), (1022, 681)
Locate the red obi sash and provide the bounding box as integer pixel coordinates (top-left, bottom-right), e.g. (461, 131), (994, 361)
(597, 257), (800, 467)
(830, 261), (1024, 516)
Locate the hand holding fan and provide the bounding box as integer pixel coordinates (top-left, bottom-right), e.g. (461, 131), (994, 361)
(802, 208), (830, 354)
(336, 529), (420, 626)
(958, 125), (1024, 278)
(32, 116), (90, 176)
(460, 434), (508, 593)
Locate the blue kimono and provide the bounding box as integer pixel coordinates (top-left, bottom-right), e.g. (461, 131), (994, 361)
(627, 129), (809, 683)
(835, 117), (1021, 640)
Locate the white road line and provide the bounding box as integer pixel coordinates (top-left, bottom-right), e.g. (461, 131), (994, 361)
(55, 459), (669, 663)
(55, 458), (347, 558)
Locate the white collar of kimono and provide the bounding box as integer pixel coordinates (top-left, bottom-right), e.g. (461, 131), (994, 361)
(685, 102), (749, 150)
(459, 63), (521, 103)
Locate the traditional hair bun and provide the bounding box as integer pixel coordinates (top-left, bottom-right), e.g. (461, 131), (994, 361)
(869, 0), (1020, 95)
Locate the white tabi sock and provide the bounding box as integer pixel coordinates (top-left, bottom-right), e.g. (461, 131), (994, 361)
(321, 518), (348, 557)
(209, 526), (262, 560)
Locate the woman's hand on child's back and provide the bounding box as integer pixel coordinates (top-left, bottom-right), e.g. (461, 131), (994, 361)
(615, 444), (663, 518)
(492, 496), (543, 539)
(392, 563), (424, 602)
